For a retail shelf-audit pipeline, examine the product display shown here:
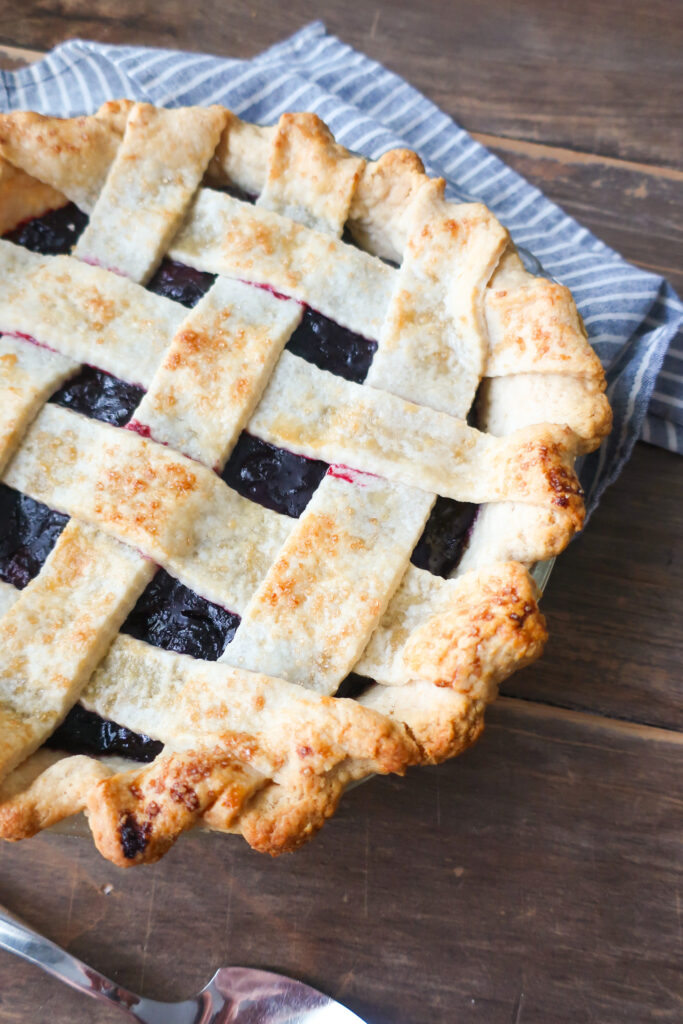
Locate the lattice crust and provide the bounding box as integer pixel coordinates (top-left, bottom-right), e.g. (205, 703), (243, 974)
(0, 634), (423, 863)
(75, 104), (228, 282)
(256, 112), (364, 236)
(221, 471), (435, 693)
(3, 404), (294, 613)
(0, 520), (153, 777)
(132, 278), (303, 467)
(366, 181), (508, 418)
(0, 240), (186, 387)
(169, 190), (397, 339)
(0, 102), (611, 865)
(250, 352), (584, 515)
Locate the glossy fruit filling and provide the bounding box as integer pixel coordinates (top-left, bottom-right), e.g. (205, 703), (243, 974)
(46, 704), (163, 763)
(1, 203), (479, 760)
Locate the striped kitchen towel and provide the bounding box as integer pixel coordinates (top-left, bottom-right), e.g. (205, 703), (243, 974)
(1, 20), (681, 512)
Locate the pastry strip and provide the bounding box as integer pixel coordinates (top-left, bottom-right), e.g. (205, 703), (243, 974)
(3, 403), (292, 614)
(257, 113), (364, 236)
(367, 187), (509, 418)
(0, 157), (67, 235)
(169, 189), (396, 339)
(83, 632), (415, 774)
(133, 277), (302, 468)
(0, 241), (185, 388)
(0, 335), (75, 474)
(0, 519), (153, 778)
(75, 103), (228, 283)
(0, 101), (132, 213)
(250, 351), (584, 513)
(221, 470), (434, 693)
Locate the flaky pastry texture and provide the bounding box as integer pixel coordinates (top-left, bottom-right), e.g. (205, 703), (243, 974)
(0, 102), (609, 864)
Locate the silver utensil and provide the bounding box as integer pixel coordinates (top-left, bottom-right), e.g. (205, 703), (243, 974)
(0, 902), (367, 1023)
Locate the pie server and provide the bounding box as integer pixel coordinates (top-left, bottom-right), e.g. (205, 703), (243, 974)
(0, 902), (367, 1023)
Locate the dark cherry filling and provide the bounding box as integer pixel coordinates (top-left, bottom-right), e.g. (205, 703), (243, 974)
(146, 258), (216, 308)
(122, 568), (240, 660)
(221, 432), (328, 518)
(49, 367), (144, 426)
(3, 205), (482, 761)
(0, 485), (68, 589)
(47, 705), (162, 763)
(214, 183), (256, 204)
(286, 308), (377, 384)
(335, 673), (374, 700)
(6, 202), (88, 255)
(411, 498), (478, 578)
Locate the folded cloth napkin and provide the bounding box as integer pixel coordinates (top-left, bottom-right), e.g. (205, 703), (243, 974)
(2, 21), (681, 512)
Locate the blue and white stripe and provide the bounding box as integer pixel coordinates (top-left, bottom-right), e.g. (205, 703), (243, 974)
(1, 21), (681, 511)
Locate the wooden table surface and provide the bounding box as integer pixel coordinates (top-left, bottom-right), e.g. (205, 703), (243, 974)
(0, 3), (681, 1022)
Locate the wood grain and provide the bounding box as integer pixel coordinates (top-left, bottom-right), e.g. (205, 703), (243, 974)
(0, 700), (681, 1024)
(0, 44), (44, 69)
(502, 443), (683, 731)
(1, 0), (681, 164)
(476, 135), (683, 294)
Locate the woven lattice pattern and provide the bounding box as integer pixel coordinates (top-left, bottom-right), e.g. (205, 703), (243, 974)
(0, 104), (610, 864)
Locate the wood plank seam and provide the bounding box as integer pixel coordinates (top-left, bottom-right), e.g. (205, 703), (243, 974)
(498, 697), (683, 744)
(473, 131), (683, 182)
(0, 43), (46, 62)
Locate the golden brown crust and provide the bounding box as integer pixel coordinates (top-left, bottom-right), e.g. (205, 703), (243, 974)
(403, 562), (547, 695)
(361, 684), (487, 764)
(477, 246), (611, 453)
(258, 112), (363, 236)
(0, 656), (422, 862)
(0, 157), (67, 233)
(347, 147), (430, 261)
(0, 751), (111, 839)
(0, 101), (611, 457)
(238, 777), (344, 855)
(502, 425), (585, 527)
(486, 278), (603, 379)
(0, 100), (132, 211)
(86, 747), (264, 866)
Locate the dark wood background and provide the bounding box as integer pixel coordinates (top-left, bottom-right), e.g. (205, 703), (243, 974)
(0, 2), (681, 1022)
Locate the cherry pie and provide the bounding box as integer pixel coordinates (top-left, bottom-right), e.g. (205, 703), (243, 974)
(0, 102), (611, 865)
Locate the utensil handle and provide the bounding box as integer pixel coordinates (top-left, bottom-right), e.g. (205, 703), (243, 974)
(0, 902), (145, 1020)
